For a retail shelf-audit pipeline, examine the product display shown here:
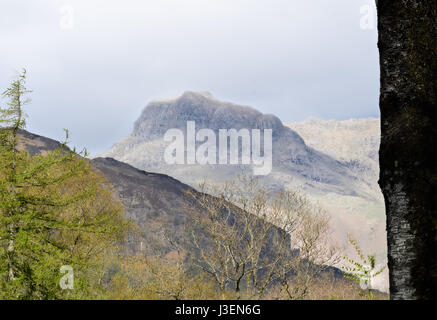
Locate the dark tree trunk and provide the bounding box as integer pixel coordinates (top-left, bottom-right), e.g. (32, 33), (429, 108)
(377, 1), (437, 299)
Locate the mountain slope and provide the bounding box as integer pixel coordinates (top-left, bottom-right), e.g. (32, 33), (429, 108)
(17, 130), (291, 262)
(285, 118), (380, 189)
(98, 92), (388, 291)
(285, 117), (386, 290)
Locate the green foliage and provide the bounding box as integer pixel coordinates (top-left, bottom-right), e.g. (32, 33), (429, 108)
(0, 70), (127, 299)
(104, 252), (221, 300)
(341, 234), (386, 299)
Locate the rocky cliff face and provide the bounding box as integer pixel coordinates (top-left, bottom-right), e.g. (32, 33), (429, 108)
(100, 91), (369, 197)
(285, 118), (380, 189)
(99, 92), (388, 291)
(132, 91), (286, 139)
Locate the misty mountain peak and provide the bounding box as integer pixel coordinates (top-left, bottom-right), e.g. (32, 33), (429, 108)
(180, 90), (215, 101)
(132, 91), (285, 139)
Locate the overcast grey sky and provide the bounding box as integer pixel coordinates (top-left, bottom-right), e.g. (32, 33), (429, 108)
(0, 0), (379, 154)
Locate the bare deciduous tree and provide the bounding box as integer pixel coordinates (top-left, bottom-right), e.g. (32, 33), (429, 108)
(186, 177), (339, 299)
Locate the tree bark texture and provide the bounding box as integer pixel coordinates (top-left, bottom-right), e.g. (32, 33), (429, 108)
(377, 0), (437, 299)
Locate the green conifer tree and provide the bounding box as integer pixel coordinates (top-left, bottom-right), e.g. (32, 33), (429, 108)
(0, 70), (126, 299)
